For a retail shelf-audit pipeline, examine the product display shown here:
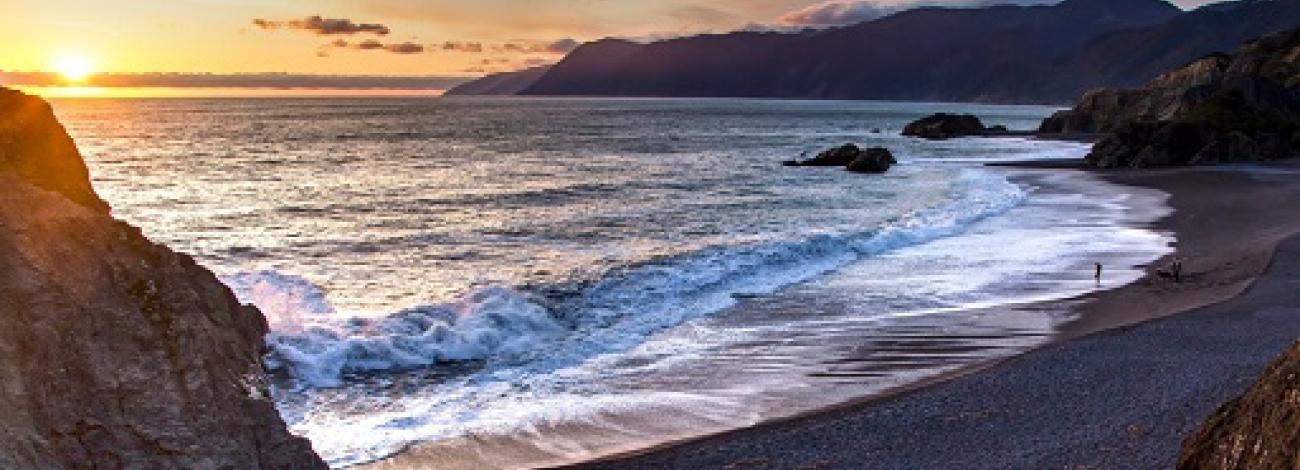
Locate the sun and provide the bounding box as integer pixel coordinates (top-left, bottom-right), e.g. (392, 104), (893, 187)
(52, 54), (95, 83)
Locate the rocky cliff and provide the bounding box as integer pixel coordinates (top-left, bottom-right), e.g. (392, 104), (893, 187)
(1179, 341), (1300, 470)
(0, 88), (324, 469)
(1042, 28), (1300, 167)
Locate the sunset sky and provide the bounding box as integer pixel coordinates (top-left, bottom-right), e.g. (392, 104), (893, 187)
(1, 0), (1222, 80)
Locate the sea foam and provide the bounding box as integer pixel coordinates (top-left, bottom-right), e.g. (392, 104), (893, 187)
(225, 169), (1026, 388)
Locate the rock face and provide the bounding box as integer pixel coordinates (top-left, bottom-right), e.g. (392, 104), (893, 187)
(1041, 28), (1300, 168)
(0, 88), (325, 469)
(789, 143), (863, 167)
(784, 144), (895, 173)
(847, 147), (897, 173)
(0, 89), (108, 213)
(902, 113), (992, 140)
(1179, 341), (1300, 470)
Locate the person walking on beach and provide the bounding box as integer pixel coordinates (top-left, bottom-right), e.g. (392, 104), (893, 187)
(1095, 262), (1103, 284)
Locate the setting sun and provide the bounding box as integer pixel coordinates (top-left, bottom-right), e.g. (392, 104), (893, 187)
(52, 54), (95, 82)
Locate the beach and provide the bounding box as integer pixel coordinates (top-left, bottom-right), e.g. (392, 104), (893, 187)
(560, 161), (1300, 469)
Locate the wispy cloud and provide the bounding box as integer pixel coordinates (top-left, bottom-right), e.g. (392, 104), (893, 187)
(441, 41), (485, 52)
(778, 1), (895, 26)
(496, 38), (580, 54)
(777, 0), (1056, 27)
(253, 15), (391, 35)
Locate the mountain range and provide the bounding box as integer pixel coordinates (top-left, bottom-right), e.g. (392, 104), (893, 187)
(450, 0), (1300, 104)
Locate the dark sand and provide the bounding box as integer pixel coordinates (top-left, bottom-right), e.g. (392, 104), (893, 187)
(564, 161), (1300, 470)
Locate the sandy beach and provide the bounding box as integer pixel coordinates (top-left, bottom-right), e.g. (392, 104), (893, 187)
(560, 160), (1300, 469)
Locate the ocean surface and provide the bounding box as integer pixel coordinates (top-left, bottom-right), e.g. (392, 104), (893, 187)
(51, 97), (1172, 468)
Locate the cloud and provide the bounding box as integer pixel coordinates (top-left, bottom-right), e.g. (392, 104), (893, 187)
(385, 42), (426, 54)
(355, 39), (386, 50)
(777, 0), (1056, 27)
(777, 1), (896, 26)
(664, 5), (739, 25)
(320, 39), (428, 55)
(496, 38), (580, 54)
(441, 41), (485, 52)
(253, 15), (391, 35)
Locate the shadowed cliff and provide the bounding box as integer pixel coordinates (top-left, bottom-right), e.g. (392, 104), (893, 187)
(1042, 27), (1300, 167)
(441, 0), (1300, 104)
(1180, 341), (1300, 469)
(0, 87), (325, 469)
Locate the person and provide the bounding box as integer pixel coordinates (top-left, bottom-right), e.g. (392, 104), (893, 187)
(1172, 257), (1184, 282)
(1095, 262), (1102, 283)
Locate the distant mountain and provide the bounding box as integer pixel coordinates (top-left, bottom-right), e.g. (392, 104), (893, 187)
(462, 0), (1300, 104)
(1042, 0), (1300, 98)
(520, 0), (1181, 102)
(443, 66), (551, 96)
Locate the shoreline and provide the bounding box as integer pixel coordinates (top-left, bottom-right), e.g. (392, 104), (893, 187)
(555, 159), (1300, 469)
(358, 160), (1169, 470)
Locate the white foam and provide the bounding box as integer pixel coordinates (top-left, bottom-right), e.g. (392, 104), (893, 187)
(223, 271), (335, 332)
(229, 169), (1025, 390)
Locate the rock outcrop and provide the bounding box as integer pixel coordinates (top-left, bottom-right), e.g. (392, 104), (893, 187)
(1178, 341), (1300, 470)
(0, 88), (324, 469)
(785, 143), (863, 167)
(847, 147), (897, 173)
(784, 144), (896, 173)
(902, 114), (998, 140)
(0, 89), (108, 213)
(1041, 28), (1300, 168)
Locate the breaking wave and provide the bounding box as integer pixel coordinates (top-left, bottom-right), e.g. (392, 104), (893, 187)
(225, 169), (1026, 388)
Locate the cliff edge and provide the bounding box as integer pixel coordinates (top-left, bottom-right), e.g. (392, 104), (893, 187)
(1179, 341), (1300, 470)
(0, 87), (324, 468)
(1041, 28), (1300, 168)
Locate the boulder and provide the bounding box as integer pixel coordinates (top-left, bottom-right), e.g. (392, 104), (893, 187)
(0, 88), (325, 469)
(902, 113), (989, 140)
(792, 143), (861, 166)
(846, 147), (897, 173)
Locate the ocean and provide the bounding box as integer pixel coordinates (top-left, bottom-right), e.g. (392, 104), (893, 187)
(51, 96), (1172, 468)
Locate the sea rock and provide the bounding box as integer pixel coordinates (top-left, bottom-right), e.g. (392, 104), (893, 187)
(794, 143), (862, 166)
(902, 113), (990, 140)
(0, 88), (325, 469)
(846, 147), (897, 173)
(1178, 341), (1300, 470)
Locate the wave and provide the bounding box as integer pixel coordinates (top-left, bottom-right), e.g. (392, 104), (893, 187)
(225, 169), (1026, 388)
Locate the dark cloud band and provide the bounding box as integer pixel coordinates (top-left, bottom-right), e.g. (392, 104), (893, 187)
(254, 16), (390, 35)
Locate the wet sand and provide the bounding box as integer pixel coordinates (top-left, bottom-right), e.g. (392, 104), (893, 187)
(563, 161), (1300, 469)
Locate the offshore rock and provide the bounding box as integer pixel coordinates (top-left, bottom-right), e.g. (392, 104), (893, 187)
(846, 147), (897, 173)
(902, 114), (992, 140)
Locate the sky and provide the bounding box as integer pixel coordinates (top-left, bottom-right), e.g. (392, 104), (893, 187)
(0, 0), (1225, 81)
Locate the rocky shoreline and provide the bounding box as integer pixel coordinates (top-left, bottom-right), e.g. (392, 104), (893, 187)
(0, 88), (325, 468)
